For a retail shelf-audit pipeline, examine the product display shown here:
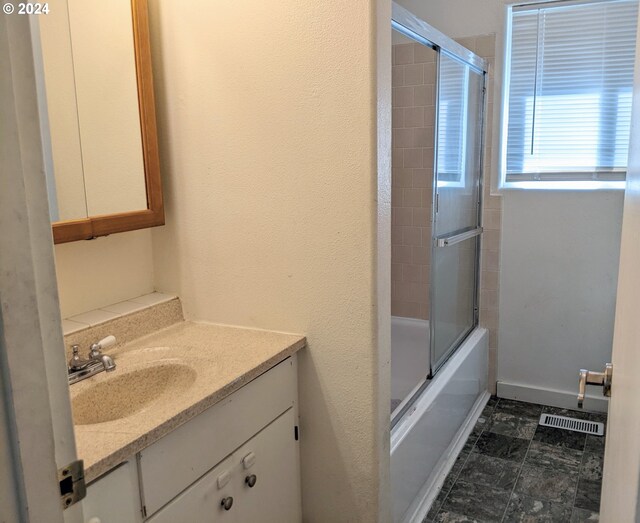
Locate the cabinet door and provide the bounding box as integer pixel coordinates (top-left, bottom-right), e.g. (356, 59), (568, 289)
(234, 408), (301, 523)
(82, 461), (142, 523)
(147, 455), (236, 523)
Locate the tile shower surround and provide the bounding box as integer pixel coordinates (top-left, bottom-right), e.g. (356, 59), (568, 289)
(391, 34), (500, 392)
(425, 397), (606, 522)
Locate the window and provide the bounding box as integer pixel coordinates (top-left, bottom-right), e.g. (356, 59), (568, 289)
(501, 0), (639, 189)
(437, 53), (469, 187)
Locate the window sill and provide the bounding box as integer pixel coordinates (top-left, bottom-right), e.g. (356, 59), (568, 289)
(498, 180), (626, 191)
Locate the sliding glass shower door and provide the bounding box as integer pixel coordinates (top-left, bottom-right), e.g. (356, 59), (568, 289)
(430, 53), (484, 373)
(390, 4), (486, 427)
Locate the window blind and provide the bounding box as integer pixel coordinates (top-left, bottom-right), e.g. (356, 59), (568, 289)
(437, 54), (468, 182)
(504, 0), (638, 184)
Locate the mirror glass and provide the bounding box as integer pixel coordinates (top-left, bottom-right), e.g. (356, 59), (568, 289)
(39, 0), (148, 223)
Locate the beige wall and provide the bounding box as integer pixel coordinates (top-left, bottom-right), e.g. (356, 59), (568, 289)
(391, 41), (436, 320)
(54, 230), (154, 318)
(148, 1), (390, 522)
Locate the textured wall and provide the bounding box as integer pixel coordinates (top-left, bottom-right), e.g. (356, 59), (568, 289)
(500, 191), (623, 408)
(148, 1), (390, 521)
(54, 230), (155, 318)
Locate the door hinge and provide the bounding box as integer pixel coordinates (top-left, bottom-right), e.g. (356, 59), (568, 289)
(59, 459), (86, 510)
(294, 425), (299, 441)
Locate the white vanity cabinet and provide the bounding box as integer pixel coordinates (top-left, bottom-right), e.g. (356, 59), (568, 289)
(82, 460), (143, 523)
(148, 409), (300, 523)
(81, 356), (301, 523)
(232, 409), (301, 522)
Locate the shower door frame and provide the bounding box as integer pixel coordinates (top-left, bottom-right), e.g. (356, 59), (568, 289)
(391, 2), (487, 426)
(430, 53), (486, 376)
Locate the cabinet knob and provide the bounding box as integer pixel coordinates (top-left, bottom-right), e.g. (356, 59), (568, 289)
(245, 474), (257, 488)
(221, 496), (234, 511)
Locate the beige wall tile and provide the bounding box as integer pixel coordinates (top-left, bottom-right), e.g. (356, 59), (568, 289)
(394, 43), (414, 65)
(391, 226), (403, 246)
(423, 147), (435, 169)
(391, 301), (422, 318)
(392, 65), (404, 87)
(480, 289), (499, 310)
(392, 263), (403, 282)
(485, 194), (502, 210)
(403, 226), (422, 246)
(413, 246), (430, 265)
(421, 228), (431, 246)
(481, 270), (499, 291)
(393, 86), (414, 107)
(404, 63), (424, 86)
(483, 229), (501, 251)
(414, 43), (436, 63)
(392, 244), (413, 265)
(424, 105), (435, 126)
(392, 148), (403, 167)
(413, 207), (430, 227)
(392, 108), (404, 129)
(392, 168), (412, 188)
(412, 169), (432, 188)
(424, 62), (437, 83)
(482, 249), (500, 271)
(414, 84), (434, 106)
(391, 188), (402, 207)
(405, 106), (425, 128)
(403, 148), (423, 168)
(483, 209), (501, 230)
(414, 127), (434, 147)
(403, 188), (422, 208)
(403, 264), (422, 283)
(392, 207), (413, 226)
(393, 128), (414, 149)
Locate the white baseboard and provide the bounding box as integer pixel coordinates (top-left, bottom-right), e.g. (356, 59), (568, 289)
(497, 381), (608, 413)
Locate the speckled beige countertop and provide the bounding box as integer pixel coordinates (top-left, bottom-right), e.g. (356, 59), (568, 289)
(70, 320), (305, 483)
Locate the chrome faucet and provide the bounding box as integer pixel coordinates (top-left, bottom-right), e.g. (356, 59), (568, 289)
(68, 335), (117, 385)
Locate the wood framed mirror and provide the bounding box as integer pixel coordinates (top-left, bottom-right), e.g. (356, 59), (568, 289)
(38, 0), (164, 244)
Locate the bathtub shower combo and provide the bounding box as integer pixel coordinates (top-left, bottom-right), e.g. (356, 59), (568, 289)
(390, 4), (489, 522)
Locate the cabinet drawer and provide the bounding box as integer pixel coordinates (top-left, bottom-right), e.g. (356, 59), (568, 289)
(146, 455), (235, 523)
(139, 357), (296, 516)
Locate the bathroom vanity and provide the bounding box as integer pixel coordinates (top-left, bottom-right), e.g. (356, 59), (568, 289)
(64, 297), (305, 522)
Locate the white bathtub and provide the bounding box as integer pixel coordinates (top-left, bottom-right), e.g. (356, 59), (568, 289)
(390, 324), (488, 523)
(391, 316), (431, 417)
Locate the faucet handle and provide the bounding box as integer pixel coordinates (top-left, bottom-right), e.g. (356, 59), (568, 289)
(95, 335), (116, 350)
(69, 344), (89, 371)
(89, 335), (116, 359)
(69, 344), (80, 365)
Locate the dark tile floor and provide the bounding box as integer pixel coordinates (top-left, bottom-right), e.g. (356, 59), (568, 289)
(425, 397), (607, 522)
